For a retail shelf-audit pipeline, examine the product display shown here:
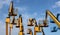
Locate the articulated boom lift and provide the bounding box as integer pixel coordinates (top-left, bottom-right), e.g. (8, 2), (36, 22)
(5, 1), (60, 35)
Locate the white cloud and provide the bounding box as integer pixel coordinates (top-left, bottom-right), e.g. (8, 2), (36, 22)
(0, 0), (12, 9)
(52, 1), (60, 8)
(0, 3), (3, 9)
(15, 7), (28, 13)
(0, 20), (5, 35)
(33, 12), (37, 16)
(55, 1), (60, 6)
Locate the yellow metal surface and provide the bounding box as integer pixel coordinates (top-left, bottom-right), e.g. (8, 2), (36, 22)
(10, 23), (13, 28)
(35, 26), (39, 32)
(19, 17), (23, 26)
(9, 1), (13, 13)
(20, 26), (23, 32)
(9, 1), (17, 16)
(27, 29), (33, 35)
(6, 23), (8, 35)
(6, 17), (10, 23)
(34, 26), (41, 32)
(28, 18), (34, 26)
(19, 32), (24, 35)
(34, 31), (36, 35)
(19, 17), (22, 24)
(46, 10), (60, 28)
(19, 16), (23, 31)
(29, 31), (33, 35)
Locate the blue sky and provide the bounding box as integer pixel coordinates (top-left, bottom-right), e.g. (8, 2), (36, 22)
(0, 0), (60, 35)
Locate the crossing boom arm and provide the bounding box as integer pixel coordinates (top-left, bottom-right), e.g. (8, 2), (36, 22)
(46, 10), (60, 28)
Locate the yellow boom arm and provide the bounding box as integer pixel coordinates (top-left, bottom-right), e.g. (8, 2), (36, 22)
(46, 10), (60, 28)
